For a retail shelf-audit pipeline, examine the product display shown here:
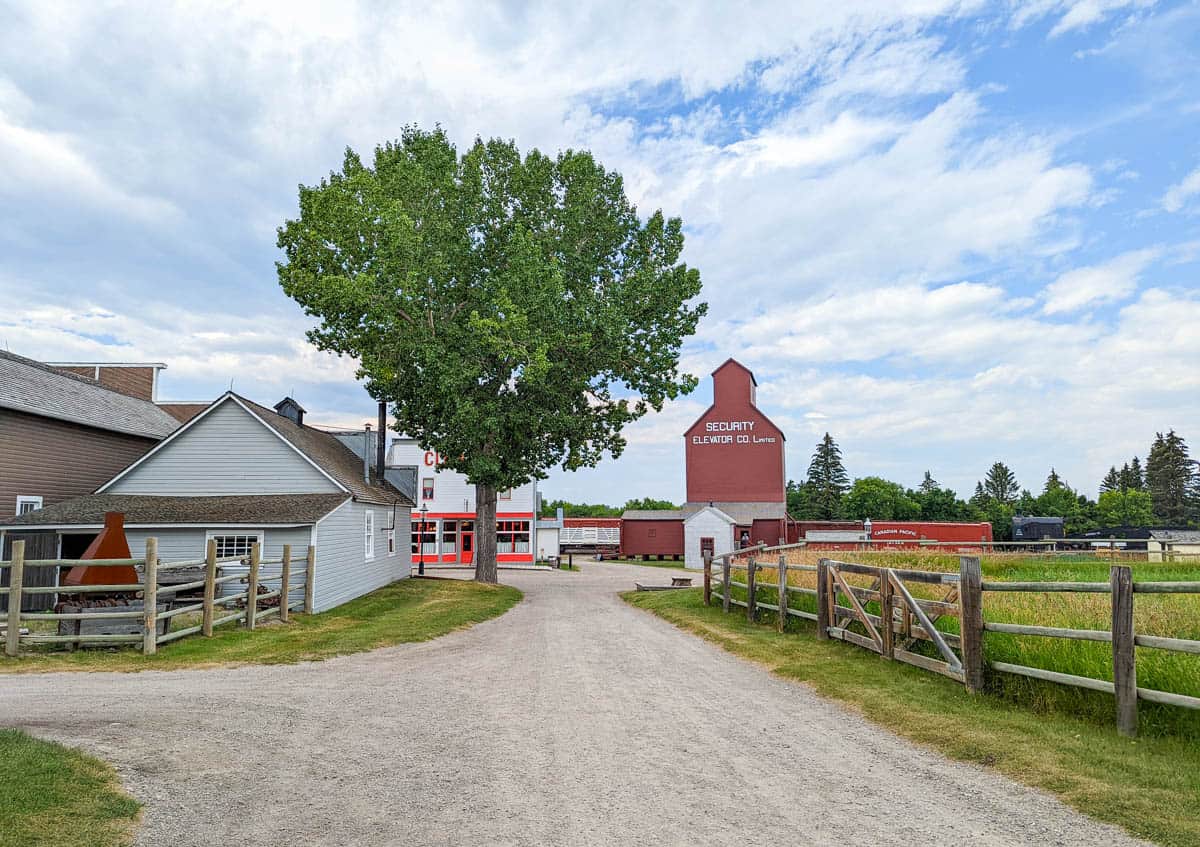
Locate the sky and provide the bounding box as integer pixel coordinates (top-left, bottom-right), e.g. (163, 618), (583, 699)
(1, 0), (1198, 504)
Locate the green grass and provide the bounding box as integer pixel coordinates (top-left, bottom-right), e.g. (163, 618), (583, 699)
(747, 551), (1200, 735)
(0, 729), (140, 847)
(625, 587), (1200, 847)
(0, 577), (521, 674)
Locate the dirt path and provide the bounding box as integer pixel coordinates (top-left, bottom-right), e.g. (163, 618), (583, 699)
(1, 563), (1148, 846)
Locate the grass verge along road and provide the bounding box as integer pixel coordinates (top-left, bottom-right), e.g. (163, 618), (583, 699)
(626, 587), (1200, 847)
(0, 577), (521, 674)
(0, 729), (140, 847)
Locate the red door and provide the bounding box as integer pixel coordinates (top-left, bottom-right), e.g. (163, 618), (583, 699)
(460, 521), (474, 565)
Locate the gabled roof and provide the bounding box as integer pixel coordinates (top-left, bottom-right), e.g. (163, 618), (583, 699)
(0, 493), (349, 529)
(99, 393), (412, 507)
(683, 505), (736, 525)
(712, 357), (757, 385)
(0, 349), (179, 439)
(682, 501), (786, 524)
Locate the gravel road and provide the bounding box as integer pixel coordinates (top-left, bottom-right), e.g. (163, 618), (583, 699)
(1, 562), (1147, 846)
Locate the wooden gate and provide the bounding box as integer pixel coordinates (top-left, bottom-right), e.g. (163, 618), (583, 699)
(818, 559), (966, 683)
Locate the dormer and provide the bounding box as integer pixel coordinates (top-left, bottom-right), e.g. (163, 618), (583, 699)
(273, 396), (306, 427)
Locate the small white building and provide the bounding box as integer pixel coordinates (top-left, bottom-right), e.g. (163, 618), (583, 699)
(388, 438), (545, 566)
(683, 505), (736, 570)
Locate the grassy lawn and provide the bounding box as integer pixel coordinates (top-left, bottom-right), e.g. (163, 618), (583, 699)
(0, 577), (521, 674)
(625, 587), (1200, 847)
(0, 729), (140, 847)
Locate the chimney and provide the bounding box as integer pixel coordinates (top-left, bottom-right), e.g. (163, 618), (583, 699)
(363, 423), (372, 483)
(376, 401), (386, 481)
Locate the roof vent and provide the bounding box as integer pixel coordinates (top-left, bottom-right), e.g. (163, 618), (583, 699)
(273, 397), (306, 427)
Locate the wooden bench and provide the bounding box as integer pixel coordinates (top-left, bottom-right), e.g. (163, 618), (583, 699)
(671, 576), (693, 587)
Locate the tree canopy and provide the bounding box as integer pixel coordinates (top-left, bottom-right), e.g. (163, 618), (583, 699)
(278, 127), (705, 581)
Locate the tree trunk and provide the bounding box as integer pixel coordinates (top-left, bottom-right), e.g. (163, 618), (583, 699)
(475, 482), (499, 584)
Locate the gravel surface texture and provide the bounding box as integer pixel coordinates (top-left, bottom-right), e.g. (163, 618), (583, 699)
(1, 562), (1149, 846)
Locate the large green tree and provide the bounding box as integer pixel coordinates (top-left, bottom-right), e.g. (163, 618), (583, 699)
(278, 128), (705, 582)
(1146, 430), (1195, 525)
(981, 461), (1019, 504)
(806, 433), (849, 520)
(843, 477), (921, 521)
(1097, 488), (1154, 527)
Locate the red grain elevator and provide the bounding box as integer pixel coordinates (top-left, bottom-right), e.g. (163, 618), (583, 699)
(684, 359), (786, 504)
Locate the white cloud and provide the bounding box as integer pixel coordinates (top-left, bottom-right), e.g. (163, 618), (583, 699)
(1163, 166), (1200, 213)
(1040, 247), (1160, 314)
(1011, 0), (1158, 37)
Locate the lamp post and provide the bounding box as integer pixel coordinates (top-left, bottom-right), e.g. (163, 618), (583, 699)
(418, 504), (428, 576)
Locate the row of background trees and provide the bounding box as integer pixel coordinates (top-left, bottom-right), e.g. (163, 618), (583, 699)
(547, 431), (1199, 541)
(790, 431), (1200, 540)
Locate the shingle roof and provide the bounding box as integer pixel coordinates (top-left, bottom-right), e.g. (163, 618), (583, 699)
(234, 395), (410, 506)
(621, 510), (683, 520)
(682, 501), (787, 524)
(0, 493), (349, 528)
(0, 349), (180, 439)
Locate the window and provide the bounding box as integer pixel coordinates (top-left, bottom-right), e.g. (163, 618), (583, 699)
(365, 511), (375, 561)
(15, 495), (42, 515)
(411, 520), (437, 557)
(422, 478), (435, 501)
(648, 528), (657, 538)
(441, 520), (458, 554)
(496, 520), (531, 554)
(499, 489), (512, 500)
(208, 533), (262, 560)
(387, 526), (396, 556)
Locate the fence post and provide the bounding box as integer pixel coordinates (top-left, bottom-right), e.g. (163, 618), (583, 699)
(879, 568), (894, 660)
(280, 544), (291, 623)
(702, 551), (712, 606)
(4, 540), (24, 657)
(142, 537), (158, 655)
(246, 543), (260, 630)
(202, 538), (217, 637)
(746, 556), (757, 622)
(816, 557), (830, 640)
(304, 546), (316, 614)
(1111, 565), (1137, 737)
(959, 556), (984, 692)
(722, 556), (731, 614)
(777, 555), (788, 633)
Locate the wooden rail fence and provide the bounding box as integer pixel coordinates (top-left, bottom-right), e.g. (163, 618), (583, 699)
(1, 538), (315, 657)
(703, 547), (1200, 737)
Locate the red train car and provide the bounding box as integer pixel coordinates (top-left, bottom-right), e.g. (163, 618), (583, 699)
(792, 520), (993, 550)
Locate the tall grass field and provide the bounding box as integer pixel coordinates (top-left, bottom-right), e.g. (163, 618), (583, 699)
(725, 549), (1200, 737)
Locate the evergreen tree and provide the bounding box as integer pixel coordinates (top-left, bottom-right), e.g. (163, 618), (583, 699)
(1129, 456), (1145, 490)
(806, 433), (849, 520)
(1043, 468), (1064, 494)
(970, 481), (988, 506)
(1146, 430), (1194, 525)
(1100, 466), (1121, 494)
(918, 470), (939, 495)
(983, 461), (1019, 504)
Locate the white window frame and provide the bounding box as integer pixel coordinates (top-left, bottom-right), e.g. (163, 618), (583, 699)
(422, 477), (435, 501)
(365, 511), (375, 561)
(387, 522), (396, 557)
(15, 495), (43, 515)
(204, 530), (264, 560)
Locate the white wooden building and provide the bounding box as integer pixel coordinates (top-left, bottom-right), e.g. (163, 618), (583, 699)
(683, 505), (736, 570)
(0, 393), (412, 611)
(387, 438), (548, 565)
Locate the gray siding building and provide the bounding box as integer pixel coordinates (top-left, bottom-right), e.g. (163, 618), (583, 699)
(0, 393), (412, 612)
